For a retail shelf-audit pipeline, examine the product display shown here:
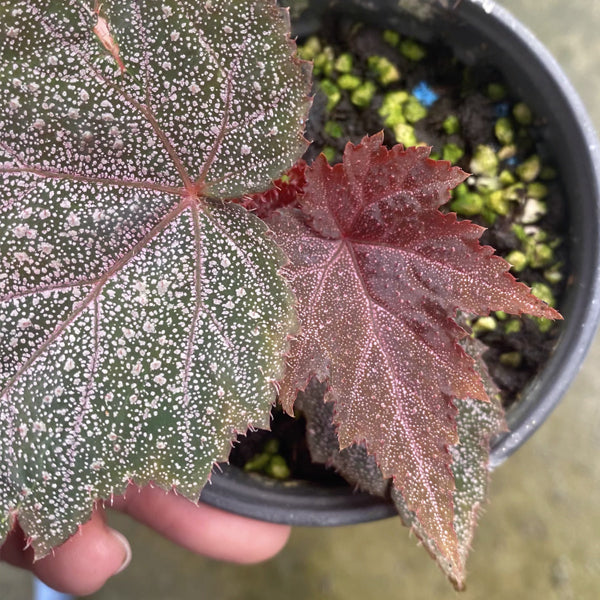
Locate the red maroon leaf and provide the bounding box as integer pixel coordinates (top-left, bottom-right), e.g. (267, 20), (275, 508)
(269, 133), (560, 569)
(236, 160), (307, 219)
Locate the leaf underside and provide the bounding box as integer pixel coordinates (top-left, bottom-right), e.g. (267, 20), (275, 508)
(0, 0), (311, 557)
(270, 133), (559, 570)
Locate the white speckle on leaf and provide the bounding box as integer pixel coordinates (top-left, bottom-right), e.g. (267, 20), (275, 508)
(122, 327), (134, 339)
(13, 224), (28, 238)
(92, 209), (105, 222)
(66, 213), (80, 227)
(157, 280), (170, 296)
(14, 252), (31, 264)
(143, 320), (155, 333)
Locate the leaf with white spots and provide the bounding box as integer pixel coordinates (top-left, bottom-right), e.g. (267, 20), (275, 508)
(0, 0), (309, 556)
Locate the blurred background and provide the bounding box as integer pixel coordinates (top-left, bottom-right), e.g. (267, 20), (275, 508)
(2, 0), (600, 598)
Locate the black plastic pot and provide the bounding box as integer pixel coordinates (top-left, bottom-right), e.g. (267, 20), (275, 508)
(200, 0), (600, 525)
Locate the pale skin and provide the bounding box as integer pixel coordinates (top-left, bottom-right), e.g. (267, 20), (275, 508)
(0, 485), (291, 596)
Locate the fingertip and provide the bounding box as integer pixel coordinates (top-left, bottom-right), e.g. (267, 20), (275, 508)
(117, 484), (290, 564)
(32, 510), (131, 596)
(107, 527), (132, 574)
(230, 521), (291, 564)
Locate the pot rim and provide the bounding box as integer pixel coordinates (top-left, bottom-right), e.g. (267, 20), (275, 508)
(201, 0), (600, 525)
(470, 0), (600, 466)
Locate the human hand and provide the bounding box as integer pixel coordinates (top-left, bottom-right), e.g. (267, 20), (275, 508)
(0, 484), (291, 596)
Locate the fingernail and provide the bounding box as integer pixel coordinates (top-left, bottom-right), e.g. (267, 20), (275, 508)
(109, 528), (132, 574)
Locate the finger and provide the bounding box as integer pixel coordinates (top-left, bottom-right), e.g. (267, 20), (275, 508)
(112, 484), (290, 564)
(31, 508), (131, 596)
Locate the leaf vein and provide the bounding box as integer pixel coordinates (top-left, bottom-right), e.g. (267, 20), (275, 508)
(345, 242), (448, 503)
(0, 163), (183, 197)
(173, 0), (228, 76)
(196, 39), (250, 186)
(182, 202), (206, 407)
(0, 199), (188, 399)
(65, 297), (102, 468)
(23, 1), (192, 189)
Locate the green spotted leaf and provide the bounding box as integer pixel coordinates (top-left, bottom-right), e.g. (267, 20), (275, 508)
(0, 0), (309, 557)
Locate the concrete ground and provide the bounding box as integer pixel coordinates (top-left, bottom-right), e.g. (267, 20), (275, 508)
(2, 0), (600, 598)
